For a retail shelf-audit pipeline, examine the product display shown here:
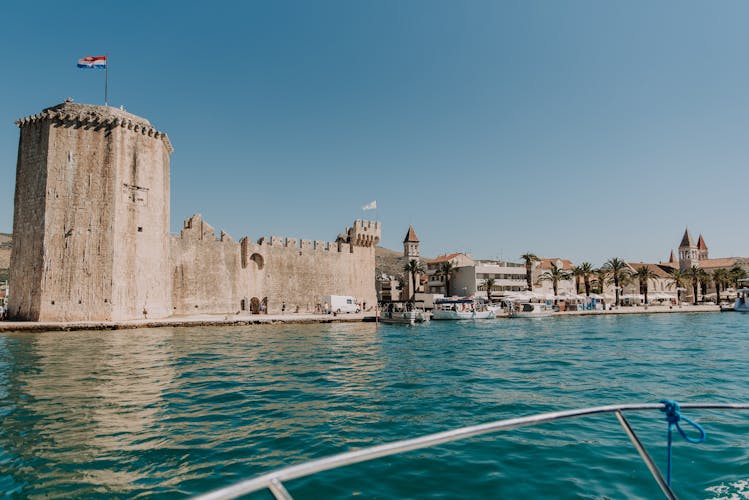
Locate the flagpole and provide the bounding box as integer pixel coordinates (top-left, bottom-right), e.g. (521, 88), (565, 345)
(104, 53), (109, 106)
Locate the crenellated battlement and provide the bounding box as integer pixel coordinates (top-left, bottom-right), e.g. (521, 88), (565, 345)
(177, 215), (376, 254)
(15, 100), (173, 153)
(350, 219), (381, 248)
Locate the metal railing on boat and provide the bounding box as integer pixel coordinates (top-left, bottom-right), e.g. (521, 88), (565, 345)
(194, 402), (749, 500)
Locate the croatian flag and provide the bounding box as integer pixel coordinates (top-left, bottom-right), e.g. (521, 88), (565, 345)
(77, 56), (107, 69)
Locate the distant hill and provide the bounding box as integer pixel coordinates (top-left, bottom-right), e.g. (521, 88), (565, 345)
(375, 246), (406, 280)
(0, 233), (10, 281)
(375, 246), (431, 281)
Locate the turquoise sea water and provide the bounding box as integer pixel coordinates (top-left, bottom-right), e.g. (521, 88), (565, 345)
(1, 313), (748, 499)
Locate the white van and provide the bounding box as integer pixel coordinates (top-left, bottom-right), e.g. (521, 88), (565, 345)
(325, 295), (360, 314)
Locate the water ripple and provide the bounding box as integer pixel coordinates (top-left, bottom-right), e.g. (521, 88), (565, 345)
(1, 316), (748, 498)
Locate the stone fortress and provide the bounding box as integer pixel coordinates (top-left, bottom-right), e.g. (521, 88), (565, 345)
(9, 100), (380, 321)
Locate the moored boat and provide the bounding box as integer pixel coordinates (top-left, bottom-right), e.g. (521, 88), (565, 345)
(733, 286), (749, 312)
(508, 302), (554, 318)
(379, 301), (430, 325)
(432, 298), (495, 320)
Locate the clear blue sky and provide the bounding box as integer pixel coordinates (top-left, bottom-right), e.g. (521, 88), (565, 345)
(2, 1), (748, 265)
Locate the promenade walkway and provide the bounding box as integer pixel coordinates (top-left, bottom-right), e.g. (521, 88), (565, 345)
(0, 304), (725, 333)
(0, 311), (372, 333)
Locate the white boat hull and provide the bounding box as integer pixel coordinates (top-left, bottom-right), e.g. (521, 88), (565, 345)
(734, 290), (749, 312)
(380, 311), (430, 325)
(508, 302), (554, 318)
(431, 309), (495, 320)
(508, 310), (554, 318)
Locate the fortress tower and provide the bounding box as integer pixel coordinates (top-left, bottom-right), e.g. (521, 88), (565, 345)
(10, 100), (173, 321)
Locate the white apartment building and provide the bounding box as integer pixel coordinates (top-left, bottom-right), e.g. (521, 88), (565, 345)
(451, 260), (527, 299)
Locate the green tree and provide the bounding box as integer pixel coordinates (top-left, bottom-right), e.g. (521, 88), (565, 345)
(576, 262), (594, 296)
(538, 263), (570, 301)
(603, 257), (631, 306)
(403, 259), (425, 301)
(684, 265), (702, 305)
(439, 261), (455, 297)
(729, 265), (747, 289)
(594, 268), (609, 295)
(633, 265), (658, 304)
(712, 268), (730, 305)
(484, 277), (496, 302)
(698, 268), (711, 298)
(571, 265), (584, 294)
(668, 269), (688, 304)
(521, 253), (539, 291)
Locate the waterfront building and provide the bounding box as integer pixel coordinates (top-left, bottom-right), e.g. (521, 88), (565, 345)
(622, 262), (677, 304)
(533, 258), (576, 297)
(664, 229), (749, 302)
(376, 274), (402, 302)
(450, 260), (527, 300)
(9, 101), (379, 321)
(425, 253), (475, 295)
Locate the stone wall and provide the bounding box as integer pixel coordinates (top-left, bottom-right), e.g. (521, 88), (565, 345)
(170, 215), (248, 315)
(171, 214), (379, 315)
(10, 101), (379, 321)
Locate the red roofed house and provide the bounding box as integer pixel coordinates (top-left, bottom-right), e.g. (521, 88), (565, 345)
(533, 258), (576, 297)
(425, 253), (475, 295)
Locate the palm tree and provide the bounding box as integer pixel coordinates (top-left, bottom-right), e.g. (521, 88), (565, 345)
(729, 265), (747, 289)
(594, 268), (609, 295)
(484, 277), (496, 302)
(602, 257), (631, 307)
(684, 265), (702, 305)
(577, 262), (594, 296)
(698, 268), (710, 298)
(712, 268), (730, 305)
(633, 265), (658, 304)
(538, 263), (570, 301)
(571, 265), (584, 294)
(403, 259), (424, 301)
(521, 253), (539, 291)
(439, 261), (455, 297)
(668, 269), (688, 304)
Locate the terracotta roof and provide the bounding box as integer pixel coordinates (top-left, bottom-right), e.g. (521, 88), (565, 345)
(403, 225), (419, 243)
(627, 262), (671, 278)
(538, 258), (573, 271)
(428, 253), (463, 263)
(679, 229), (694, 248)
(698, 257), (738, 270)
(697, 234), (708, 250)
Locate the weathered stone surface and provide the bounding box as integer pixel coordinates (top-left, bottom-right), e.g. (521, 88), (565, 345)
(170, 214), (379, 315)
(10, 101), (172, 321)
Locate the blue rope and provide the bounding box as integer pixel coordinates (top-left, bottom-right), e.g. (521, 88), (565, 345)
(660, 399), (706, 486)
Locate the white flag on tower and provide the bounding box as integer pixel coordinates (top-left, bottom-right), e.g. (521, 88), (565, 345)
(362, 200), (377, 211)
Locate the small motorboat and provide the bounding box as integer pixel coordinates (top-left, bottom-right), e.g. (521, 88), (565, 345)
(431, 298), (495, 320)
(379, 301), (430, 325)
(508, 302), (554, 318)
